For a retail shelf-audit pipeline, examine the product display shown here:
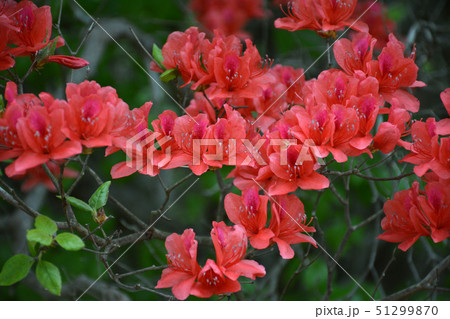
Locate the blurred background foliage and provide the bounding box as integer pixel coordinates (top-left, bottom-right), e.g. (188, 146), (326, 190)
(0, 0), (449, 300)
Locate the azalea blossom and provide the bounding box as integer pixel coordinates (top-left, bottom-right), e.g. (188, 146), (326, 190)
(224, 187), (273, 249)
(269, 194), (317, 259)
(155, 229), (201, 300)
(191, 222), (265, 298)
(366, 34), (426, 113)
(63, 81), (125, 149)
(378, 182), (430, 251)
(157, 223), (265, 300)
(5, 97), (81, 176)
(275, 0), (368, 37)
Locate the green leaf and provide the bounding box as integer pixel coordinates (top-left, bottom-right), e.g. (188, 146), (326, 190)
(35, 215), (57, 236)
(27, 229), (53, 246)
(160, 68), (178, 83)
(0, 254), (35, 286)
(61, 195), (95, 214)
(152, 44), (165, 70)
(36, 260), (61, 296)
(28, 241), (38, 257)
(89, 181), (111, 210)
(55, 233), (85, 251)
(0, 94), (4, 112)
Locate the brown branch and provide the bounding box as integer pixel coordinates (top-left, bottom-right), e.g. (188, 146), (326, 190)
(382, 255), (450, 301)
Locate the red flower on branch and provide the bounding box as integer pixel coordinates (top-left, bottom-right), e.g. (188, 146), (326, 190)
(224, 187), (273, 249)
(378, 182), (430, 251)
(366, 34), (426, 113)
(155, 229), (201, 300)
(275, 0), (368, 36)
(269, 194), (316, 259)
(62, 81), (123, 149)
(191, 222), (265, 298)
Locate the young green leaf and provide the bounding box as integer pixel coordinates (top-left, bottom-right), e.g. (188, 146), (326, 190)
(152, 44), (165, 70)
(0, 254), (35, 286)
(28, 241), (38, 257)
(61, 195), (95, 214)
(89, 181), (111, 210)
(160, 68), (178, 83)
(55, 233), (85, 251)
(27, 229), (53, 246)
(35, 215), (57, 236)
(0, 94), (4, 112)
(36, 260), (61, 296)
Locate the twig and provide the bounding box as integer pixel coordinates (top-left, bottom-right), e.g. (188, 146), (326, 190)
(382, 255), (450, 300)
(115, 265), (167, 279)
(373, 247), (397, 297)
(67, 154), (91, 195)
(129, 27), (153, 60)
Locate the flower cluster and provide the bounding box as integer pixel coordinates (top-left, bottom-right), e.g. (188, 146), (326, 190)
(377, 90), (450, 250)
(155, 222), (265, 300)
(0, 0), (88, 71)
(0, 81), (151, 184)
(275, 0), (369, 37)
(378, 176), (449, 251)
(225, 188), (316, 259)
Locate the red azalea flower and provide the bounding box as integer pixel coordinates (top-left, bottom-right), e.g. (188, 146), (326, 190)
(107, 101), (152, 154)
(268, 144), (329, 195)
(224, 187), (274, 249)
(155, 229), (201, 300)
(269, 194), (316, 259)
(419, 180), (450, 243)
(6, 99), (81, 176)
(401, 117), (450, 180)
(150, 27), (209, 87)
(206, 36), (272, 99)
(191, 222), (265, 298)
(366, 34), (426, 113)
(373, 106), (411, 153)
(8, 0), (52, 56)
(203, 105), (249, 167)
(275, 0), (368, 36)
(333, 32), (377, 75)
(62, 81), (122, 148)
(378, 182), (431, 251)
(169, 113), (210, 175)
(0, 19), (14, 70)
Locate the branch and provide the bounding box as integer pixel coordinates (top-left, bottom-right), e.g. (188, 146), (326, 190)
(382, 255), (450, 300)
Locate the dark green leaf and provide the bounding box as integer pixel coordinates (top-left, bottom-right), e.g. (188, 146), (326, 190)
(0, 254), (35, 286)
(35, 215), (57, 236)
(36, 260), (61, 296)
(89, 181), (111, 210)
(55, 233), (85, 251)
(61, 195), (95, 214)
(160, 68), (178, 83)
(27, 229), (53, 246)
